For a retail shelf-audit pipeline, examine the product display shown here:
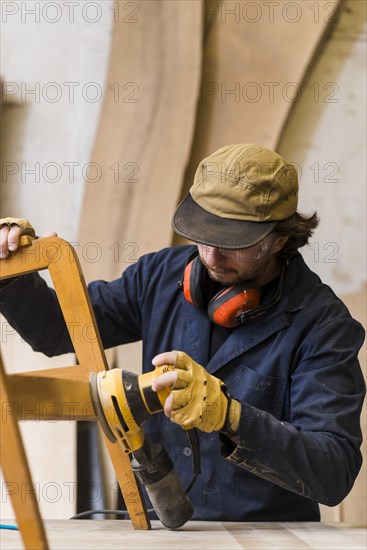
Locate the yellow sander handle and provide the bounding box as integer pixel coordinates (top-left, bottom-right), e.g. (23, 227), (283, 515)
(138, 364), (173, 413)
(93, 365), (174, 454)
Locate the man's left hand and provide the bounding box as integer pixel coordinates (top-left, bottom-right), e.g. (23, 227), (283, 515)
(152, 351), (229, 432)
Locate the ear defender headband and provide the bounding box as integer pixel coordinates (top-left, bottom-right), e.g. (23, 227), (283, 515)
(182, 252), (285, 328)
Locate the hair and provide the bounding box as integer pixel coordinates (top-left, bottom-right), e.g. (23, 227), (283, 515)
(274, 211), (319, 261)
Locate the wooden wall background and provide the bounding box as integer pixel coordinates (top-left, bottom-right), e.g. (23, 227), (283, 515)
(1, 0), (365, 524)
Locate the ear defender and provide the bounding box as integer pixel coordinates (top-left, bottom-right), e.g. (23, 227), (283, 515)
(207, 284), (261, 328)
(182, 254), (261, 328)
(183, 254), (209, 310)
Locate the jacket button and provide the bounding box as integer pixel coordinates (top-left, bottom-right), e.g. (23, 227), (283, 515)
(183, 446), (192, 456)
(203, 481), (219, 494)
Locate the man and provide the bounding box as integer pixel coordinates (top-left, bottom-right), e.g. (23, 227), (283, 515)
(0, 144), (365, 521)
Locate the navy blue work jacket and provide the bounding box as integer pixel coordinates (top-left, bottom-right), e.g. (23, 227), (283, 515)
(0, 245), (365, 521)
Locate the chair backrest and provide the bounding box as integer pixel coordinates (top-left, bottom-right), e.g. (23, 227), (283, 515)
(0, 237), (150, 550)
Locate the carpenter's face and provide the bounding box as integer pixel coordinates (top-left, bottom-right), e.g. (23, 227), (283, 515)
(197, 234), (280, 286)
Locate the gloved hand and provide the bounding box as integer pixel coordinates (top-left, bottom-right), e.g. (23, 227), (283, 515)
(0, 217), (36, 258)
(0, 217), (36, 237)
(0, 218), (57, 259)
(152, 351), (241, 435)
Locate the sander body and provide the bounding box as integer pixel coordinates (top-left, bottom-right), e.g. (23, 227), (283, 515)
(90, 366), (194, 529)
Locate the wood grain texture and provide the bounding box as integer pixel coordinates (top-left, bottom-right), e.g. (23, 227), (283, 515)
(174, 0), (342, 246)
(1, 520), (366, 550)
(78, 0), (203, 282)
(0, 354), (49, 550)
(8, 370), (96, 422)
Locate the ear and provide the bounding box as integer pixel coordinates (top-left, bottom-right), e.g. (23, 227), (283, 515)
(271, 236), (289, 254)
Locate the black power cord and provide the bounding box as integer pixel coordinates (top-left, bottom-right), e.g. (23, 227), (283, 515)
(184, 428), (201, 494)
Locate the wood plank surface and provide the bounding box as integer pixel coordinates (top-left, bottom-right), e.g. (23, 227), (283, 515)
(78, 0), (203, 283)
(1, 521), (366, 550)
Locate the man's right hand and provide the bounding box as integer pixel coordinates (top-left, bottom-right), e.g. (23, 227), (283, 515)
(0, 217), (57, 259)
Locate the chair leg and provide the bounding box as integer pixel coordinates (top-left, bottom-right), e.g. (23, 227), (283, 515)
(0, 354), (49, 550)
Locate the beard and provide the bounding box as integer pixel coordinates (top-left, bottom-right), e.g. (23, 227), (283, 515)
(202, 261), (262, 286)
(206, 267), (242, 286)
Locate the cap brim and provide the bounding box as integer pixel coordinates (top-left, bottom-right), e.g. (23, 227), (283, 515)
(172, 194), (277, 249)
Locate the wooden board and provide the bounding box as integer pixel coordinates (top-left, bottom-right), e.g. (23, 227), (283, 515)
(78, 0), (203, 282)
(174, 0), (342, 245)
(1, 521), (366, 550)
(76, 1), (203, 501)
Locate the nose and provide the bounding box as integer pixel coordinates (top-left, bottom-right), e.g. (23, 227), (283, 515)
(201, 246), (223, 268)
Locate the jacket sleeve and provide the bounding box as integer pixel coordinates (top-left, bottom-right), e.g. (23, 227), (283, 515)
(0, 255), (152, 356)
(221, 316), (366, 506)
(0, 274), (74, 356)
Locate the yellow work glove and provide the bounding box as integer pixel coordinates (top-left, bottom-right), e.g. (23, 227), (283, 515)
(170, 351), (241, 435)
(0, 217), (36, 238)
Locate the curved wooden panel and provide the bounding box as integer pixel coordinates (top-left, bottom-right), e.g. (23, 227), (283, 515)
(78, 0), (203, 282)
(174, 0), (342, 245)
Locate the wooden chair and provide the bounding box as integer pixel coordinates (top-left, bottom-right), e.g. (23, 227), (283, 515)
(0, 237), (150, 550)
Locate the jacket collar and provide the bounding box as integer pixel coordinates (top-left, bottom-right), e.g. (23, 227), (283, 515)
(180, 250), (311, 374)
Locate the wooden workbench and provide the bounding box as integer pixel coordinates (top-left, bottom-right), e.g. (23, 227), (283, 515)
(1, 521), (365, 549)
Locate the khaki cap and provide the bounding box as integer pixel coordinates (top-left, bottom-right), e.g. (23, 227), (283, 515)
(172, 144), (298, 249)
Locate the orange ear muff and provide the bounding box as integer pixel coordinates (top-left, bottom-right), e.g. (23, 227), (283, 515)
(183, 255), (208, 310)
(182, 253), (264, 327)
(207, 283), (261, 328)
